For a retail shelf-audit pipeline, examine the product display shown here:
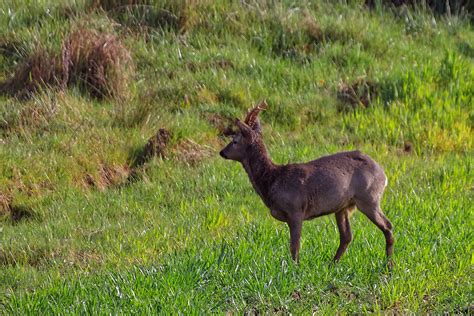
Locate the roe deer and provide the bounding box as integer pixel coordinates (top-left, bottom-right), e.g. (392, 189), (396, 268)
(219, 101), (393, 263)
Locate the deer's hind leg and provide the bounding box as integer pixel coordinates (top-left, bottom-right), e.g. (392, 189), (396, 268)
(355, 198), (394, 258)
(333, 206), (354, 262)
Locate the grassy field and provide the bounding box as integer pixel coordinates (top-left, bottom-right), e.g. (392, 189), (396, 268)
(0, 0), (473, 314)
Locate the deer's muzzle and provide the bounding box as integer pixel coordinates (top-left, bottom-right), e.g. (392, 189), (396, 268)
(219, 150), (228, 159)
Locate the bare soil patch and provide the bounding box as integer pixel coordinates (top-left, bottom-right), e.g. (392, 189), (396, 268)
(404, 141), (414, 153)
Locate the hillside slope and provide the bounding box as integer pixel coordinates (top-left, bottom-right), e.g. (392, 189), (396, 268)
(0, 1), (473, 313)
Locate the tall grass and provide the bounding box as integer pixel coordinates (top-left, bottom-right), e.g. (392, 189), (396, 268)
(0, 0), (473, 313)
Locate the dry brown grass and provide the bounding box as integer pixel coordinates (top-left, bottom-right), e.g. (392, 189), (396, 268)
(83, 163), (131, 191)
(206, 113), (236, 136)
(80, 129), (172, 190)
(17, 95), (58, 131)
(1, 27), (133, 101)
(65, 28), (133, 100)
(66, 248), (104, 267)
(337, 77), (379, 110)
(0, 191), (12, 217)
(173, 138), (213, 166)
(0, 191), (35, 223)
(302, 9), (323, 43)
(0, 47), (65, 99)
(134, 128), (171, 167)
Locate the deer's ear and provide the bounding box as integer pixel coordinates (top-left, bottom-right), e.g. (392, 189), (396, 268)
(236, 119), (253, 137)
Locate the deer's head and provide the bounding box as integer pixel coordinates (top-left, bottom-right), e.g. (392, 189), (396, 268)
(219, 100), (267, 162)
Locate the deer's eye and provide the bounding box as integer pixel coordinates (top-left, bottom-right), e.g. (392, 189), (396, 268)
(232, 140), (238, 144)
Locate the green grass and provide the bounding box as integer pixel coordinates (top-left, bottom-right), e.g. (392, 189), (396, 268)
(1, 0), (473, 314)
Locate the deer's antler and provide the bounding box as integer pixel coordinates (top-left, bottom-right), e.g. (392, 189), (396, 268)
(244, 99), (268, 128)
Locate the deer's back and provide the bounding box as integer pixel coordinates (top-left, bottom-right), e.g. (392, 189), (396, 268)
(269, 151), (386, 215)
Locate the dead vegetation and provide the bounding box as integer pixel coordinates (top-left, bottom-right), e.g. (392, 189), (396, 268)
(0, 192), (12, 217)
(65, 28), (133, 99)
(80, 127), (210, 190)
(83, 163), (131, 191)
(82, 129), (172, 190)
(337, 77), (379, 110)
(1, 27), (133, 100)
(301, 9), (323, 43)
(0, 47), (65, 99)
(133, 128), (212, 167)
(173, 138), (213, 166)
(132, 128), (212, 168)
(291, 290), (302, 301)
(134, 128), (171, 167)
(73, 27), (132, 99)
(206, 114), (236, 136)
(67, 249), (103, 267)
(18, 97), (58, 130)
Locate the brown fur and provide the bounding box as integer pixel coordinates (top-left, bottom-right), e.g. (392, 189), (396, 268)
(220, 104), (394, 263)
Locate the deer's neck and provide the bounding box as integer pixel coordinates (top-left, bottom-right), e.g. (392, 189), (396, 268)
(241, 141), (277, 206)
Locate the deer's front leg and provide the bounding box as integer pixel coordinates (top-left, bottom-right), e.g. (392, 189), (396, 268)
(287, 216), (303, 263)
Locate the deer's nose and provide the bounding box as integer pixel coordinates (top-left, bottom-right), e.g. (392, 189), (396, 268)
(219, 150), (228, 159)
